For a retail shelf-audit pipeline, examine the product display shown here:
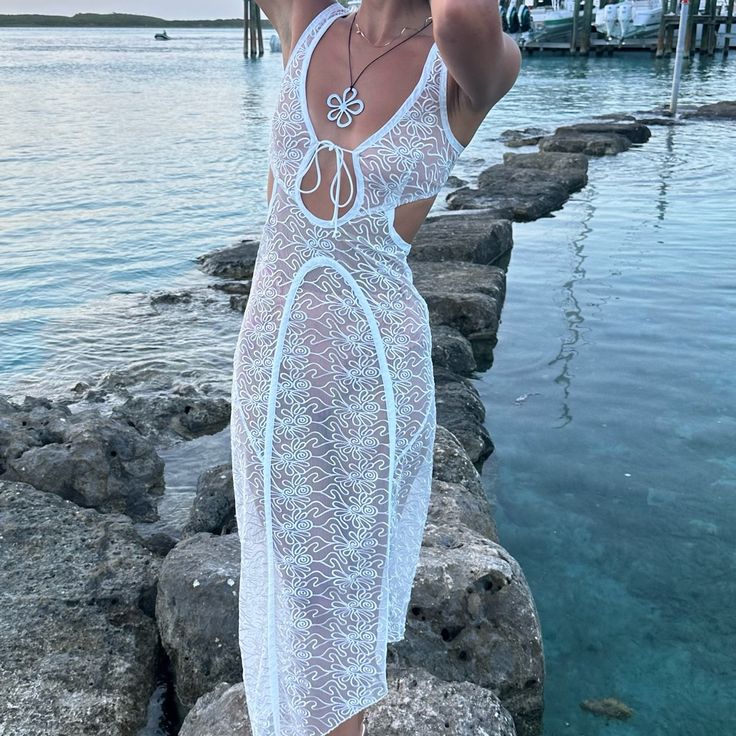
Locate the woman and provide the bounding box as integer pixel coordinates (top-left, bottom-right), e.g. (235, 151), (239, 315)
(231, 2), (521, 735)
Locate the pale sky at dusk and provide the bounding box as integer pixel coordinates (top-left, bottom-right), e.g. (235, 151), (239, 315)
(0, 1), (252, 20)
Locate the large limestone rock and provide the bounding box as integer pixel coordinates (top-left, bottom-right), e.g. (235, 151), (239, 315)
(0, 481), (161, 736)
(412, 260), (505, 372)
(446, 165), (573, 219)
(155, 532), (242, 710)
(179, 666), (518, 736)
(552, 121), (651, 144)
(536, 122), (651, 157)
(502, 151), (589, 191)
(0, 395), (164, 521)
(392, 525), (544, 736)
(409, 212), (514, 269)
(538, 131), (631, 155)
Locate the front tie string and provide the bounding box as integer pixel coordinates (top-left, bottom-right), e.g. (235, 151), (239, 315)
(297, 139), (355, 237)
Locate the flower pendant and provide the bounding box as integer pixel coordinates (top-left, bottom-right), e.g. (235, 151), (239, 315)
(326, 86), (365, 129)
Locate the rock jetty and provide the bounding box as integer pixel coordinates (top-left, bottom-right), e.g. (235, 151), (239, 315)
(1, 105), (692, 735)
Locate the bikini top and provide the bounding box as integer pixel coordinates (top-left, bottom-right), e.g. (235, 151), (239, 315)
(268, 1), (466, 236)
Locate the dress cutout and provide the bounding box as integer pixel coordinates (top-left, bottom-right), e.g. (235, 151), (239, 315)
(230, 4), (465, 735)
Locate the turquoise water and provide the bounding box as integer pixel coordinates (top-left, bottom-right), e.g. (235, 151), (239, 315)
(1, 24), (734, 736)
(478, 125), (736, 733)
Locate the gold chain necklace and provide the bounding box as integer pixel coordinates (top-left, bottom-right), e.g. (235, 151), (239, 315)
(353, 12), (433, 48)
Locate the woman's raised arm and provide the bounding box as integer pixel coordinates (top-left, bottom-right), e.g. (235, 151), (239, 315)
(431, 0), (522, 112)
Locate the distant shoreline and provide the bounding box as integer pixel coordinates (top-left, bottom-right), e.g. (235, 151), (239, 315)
(0, 12), (274, 29)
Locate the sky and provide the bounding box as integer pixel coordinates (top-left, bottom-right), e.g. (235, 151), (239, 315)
(0, 1), (251, 19)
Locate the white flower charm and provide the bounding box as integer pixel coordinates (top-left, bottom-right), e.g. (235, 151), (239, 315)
(326, 86), (365, 128)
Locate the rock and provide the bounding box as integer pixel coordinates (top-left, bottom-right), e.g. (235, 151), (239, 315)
(501, 151), (589, 192)
(0, 395), (69, 469)
(590, 112), (638, 122)
(500, 126), (550, 147)
(112, 386), (230, 444)
(182, 463), (235, 538)
(432, 426), (486, 496)
(429, 427), (498, 543)
(446, 165), (575, 220)
(538, 131), (631, 156)
(681, 100), (736, 119)
(409, 211), (514, 269)
(1, 396), (164, 522)
(434, 368), (494, 465)
(0, 481), (160, 736)
(148, 288), (219, 312)
(580, 696), (634, 720)
(446, 174), (468, 187)
(229, 294), (249, 313)
(142, 531), (179, 556)
(208, 279), (252, 295)
(196, 238), (260, 280)
(553, 121), (651, 144)
(178, 681), (250, 736)
(412, 260), (505, 339)
(373, 665), (517, 735)
(155, 533), (242, 710)
(633, 116), (684, 127)
(427, 477), (497, 545)
(431, 325), (477, 376)
(393, 525), (544, 736)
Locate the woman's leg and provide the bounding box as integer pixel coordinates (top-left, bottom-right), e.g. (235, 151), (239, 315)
(327, 708), (367, 736)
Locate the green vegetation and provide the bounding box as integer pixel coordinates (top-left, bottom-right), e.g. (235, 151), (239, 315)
(0, 12), (274, 29)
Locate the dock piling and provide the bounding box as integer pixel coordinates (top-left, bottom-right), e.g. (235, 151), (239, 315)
(243, 0), (264, 58)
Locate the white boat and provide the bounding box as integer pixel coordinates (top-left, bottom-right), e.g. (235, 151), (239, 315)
(594, 0), (734, 44)
(617, 0), (663, 40)
(594, 1), (622, 38)
(526, 0), (576, 42)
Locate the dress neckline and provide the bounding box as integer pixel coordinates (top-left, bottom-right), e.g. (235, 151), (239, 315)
(298, 4), (438, 155)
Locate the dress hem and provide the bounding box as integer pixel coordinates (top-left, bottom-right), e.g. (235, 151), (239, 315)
(311, 683), (390, 736)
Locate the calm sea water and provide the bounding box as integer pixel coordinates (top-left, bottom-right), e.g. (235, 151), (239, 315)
(1, 24), (734, 736)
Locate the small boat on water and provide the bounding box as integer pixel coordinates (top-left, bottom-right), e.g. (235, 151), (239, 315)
(154, 30), (170, 41)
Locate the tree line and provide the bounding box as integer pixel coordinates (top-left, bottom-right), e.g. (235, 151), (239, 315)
(0, 12), (275, 28)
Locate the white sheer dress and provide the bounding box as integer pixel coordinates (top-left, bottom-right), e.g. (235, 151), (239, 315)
(230, 3), (465, 734)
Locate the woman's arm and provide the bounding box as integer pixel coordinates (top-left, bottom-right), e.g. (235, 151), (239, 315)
(431, 0), (522, 111)
(256, 0), (333, 62)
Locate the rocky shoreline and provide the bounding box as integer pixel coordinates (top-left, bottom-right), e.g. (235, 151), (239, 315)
(1, 100), (731, 736)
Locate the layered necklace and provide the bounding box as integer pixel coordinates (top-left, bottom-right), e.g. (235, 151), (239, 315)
(325, 10), (433, 129)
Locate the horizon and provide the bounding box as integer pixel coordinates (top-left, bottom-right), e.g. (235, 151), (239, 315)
(0, 2), (254, 21)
